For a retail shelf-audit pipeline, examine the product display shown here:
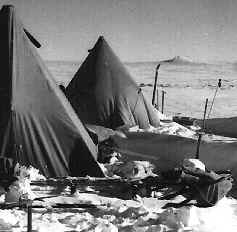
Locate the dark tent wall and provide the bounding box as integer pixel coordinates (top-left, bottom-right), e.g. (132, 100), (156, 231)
(194, 117), (237, 138)
(66, 36), (160, 130)
(0, 5), (104, 177)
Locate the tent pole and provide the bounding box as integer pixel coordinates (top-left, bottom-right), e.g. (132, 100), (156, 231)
(161, 90), (166, 113)
(27, 202), (32, 232)
(195, 98), (208, 159)
(152, 64), (160, 107)
(156, 88), (159, 110)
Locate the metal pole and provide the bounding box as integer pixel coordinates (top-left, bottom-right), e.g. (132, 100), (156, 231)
(195, 98), (208, 159)
(152, 64), (160, 106)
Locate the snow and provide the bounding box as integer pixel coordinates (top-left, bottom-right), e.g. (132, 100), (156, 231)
(0, 160), (236, 231)
(0, 194), (236, 231)
(1, 119), (237, 231)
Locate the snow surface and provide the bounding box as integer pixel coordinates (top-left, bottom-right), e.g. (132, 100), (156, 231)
(1, 116), (237, 231)
(0, 193), (237, 231)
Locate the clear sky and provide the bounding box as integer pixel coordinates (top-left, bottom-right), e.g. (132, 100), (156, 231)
(1, 0), (237, 62)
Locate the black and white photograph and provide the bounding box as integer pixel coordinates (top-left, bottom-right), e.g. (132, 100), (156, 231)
(0, 0), (236, 231)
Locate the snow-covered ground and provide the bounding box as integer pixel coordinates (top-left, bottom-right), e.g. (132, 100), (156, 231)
(0, 110), (237, 231)
(0, 183), (237, 232)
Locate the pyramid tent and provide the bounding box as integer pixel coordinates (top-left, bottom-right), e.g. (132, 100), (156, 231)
(0, 5), (104, 177)
(66, 36), (160, 130)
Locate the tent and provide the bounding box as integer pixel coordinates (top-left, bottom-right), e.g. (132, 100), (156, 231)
(194, 117), (237, 138)
(0, 5), (104, 177)
(112, 132), (237, 181)
(66, 36), (160, 130)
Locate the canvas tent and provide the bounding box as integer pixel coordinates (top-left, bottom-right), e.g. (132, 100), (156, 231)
(0, 5), (104, 177)
(112, 132), (237, 181)
(194, 117), (237, 138)
(66, 36), (160, 130)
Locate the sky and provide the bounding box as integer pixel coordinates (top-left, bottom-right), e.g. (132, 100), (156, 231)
(1, 0), (237, 62)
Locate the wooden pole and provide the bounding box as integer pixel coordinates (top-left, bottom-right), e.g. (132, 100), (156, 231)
(0, 202), (102, 210)
(152, 64), (160, 106)
(202, 98), (209, 129)
(195, 98), (208, 159)
(27, 202), (32, 232)
(161, 90), (165, 113)
(156, 88), (159, 109)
